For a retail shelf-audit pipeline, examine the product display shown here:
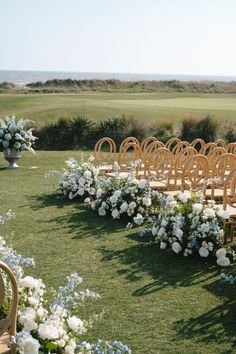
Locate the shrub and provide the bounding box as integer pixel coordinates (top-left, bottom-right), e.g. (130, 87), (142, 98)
(221, 120), (236, 143)
(196, 114), (219, 142)
(148, 118), (175, 143)
(71, 115), (95, 148)
(180, 114), (199, 142)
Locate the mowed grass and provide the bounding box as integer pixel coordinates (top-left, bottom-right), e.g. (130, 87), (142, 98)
(0, 151), (236, 353)
(1, 93), (236, 125)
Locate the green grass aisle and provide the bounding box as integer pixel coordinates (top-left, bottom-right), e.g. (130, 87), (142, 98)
(0, 151), (236, 353)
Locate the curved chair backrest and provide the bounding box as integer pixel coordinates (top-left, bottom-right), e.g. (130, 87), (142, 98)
(146, 148), (173, 188)
(172, 141), (190, 156)
(0, 261), (18, 354)
(202, 142), (217, 155)
(181, 155), (209, 192)
(119, 137), (140, 151)
(94, 137), (116, 165)
(190, 138), (205, 153)
(140, 136), (158, 153)
(225, 143), (236, 154)
(223, 167), (236, 210)
(165, 137), (181, 151)
(118, 142), (141, 171)
(174, 147), (198, 172)
(211, 153), (236, 198)
(214, 139), (227, 148)
(143, 141), (165, 176)
(207, 147), (226, 170)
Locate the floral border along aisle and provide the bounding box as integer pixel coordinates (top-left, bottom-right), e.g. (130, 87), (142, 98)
(0, 211), (131, 354)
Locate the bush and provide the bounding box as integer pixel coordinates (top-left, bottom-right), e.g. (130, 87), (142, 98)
(180, 114), (199, 142)
(221, 120), (236, 143)
(148, 118), (175, 143)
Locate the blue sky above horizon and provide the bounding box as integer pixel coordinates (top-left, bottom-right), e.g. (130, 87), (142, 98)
(1, 0), (236, 75)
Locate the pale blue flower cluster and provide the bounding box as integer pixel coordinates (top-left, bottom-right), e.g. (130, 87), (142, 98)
(50, 272), (100, 310)
(221, 273), (236, 285)
(77, 339), (131, 353)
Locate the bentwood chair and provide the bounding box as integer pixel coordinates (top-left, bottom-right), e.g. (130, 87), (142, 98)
(94, 137), (116, 172)
(0, 262), (18, 354)
(165, 137), (181, 151)
(118, 142), (141, 173)
(180, 155), (209, 194)
(202, 142), (217, 155)
(147, 148), (173, 191)
(226, 143), (236, 155)
(214, 139), (227, 148)
(190, 138), (205, 153)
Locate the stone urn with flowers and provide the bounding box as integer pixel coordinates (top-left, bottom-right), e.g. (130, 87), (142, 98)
(0, 116), (37, 169)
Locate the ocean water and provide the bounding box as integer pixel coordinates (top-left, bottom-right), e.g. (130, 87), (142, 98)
(0, 70), (236, 85)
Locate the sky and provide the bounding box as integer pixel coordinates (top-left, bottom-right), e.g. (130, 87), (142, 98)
(0, 0), (236, 75)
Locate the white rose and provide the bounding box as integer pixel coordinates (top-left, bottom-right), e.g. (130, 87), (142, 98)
(67, 316), (84, 333)
(38, 323), (59, 339)
(83, 170), (92, 179)
(217, 209), (229, 220)
(112, 209), (120, 219)
(28, 296), (40, 307)
(65, 339), (76, 354)
(23, 336), (40, 354)
(129, 201), (137, 210)
(79, 177), (86, 186)
(160, 241), (167, 249)
(57, 338), (66, 347)
(203, 207), (215, 218)
(161, 219), (168, 227)
(216, 248), (227, 258)
(172, 241), (182, 254)
(19, 276), (40, 289)
(36, 307), (47, 320)
(174, 228), (183, 241)
(178, 192), (190, 203)
(138, 179), (147, 189)
(152, 226), (157, 236)
(2, 140), (9, 148)
(133, 213), (144, 225)
(192, 203), (203, 214)
(217, 256), (230, 267)
(142, 196), (152, 207)
(158, 227), (166, 236)
(199, 247), (209, 258)
(98, 207), (106, 216)
(120, 202), (128, 213)
(96, 188), (103, 198)
(165, 195), (174, 203)
(4, 133), (11, 140)
(14, 142), (21, 149)
(78, 188), (85, 196)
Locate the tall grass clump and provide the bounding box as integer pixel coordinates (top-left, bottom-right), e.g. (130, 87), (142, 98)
(148, 117), (175, 143)
(221, 120), (236, 143)
(180, 114), (219, 143)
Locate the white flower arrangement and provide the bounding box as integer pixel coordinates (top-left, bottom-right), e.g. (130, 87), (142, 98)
(0, 211), (131, 354)
(57, 156), (100, 201)
(0, 116), (37, 152)
(145, 192), (231, 265)
(85, 172), (161, 226)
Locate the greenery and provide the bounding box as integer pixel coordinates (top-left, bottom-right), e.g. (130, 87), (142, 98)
(2, 93), (236, 126)
(0, 150), (236, 353)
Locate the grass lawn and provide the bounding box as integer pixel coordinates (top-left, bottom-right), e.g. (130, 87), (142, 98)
(1, 93), (236, 126)
(0, 150), (236, 353)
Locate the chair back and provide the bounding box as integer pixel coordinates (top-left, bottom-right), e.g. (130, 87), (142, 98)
(94, 137), (116, 165)
(0, 262), (18, 354)
(214, 139), (226, 148)
(165, 137), (181, 151)
(207, 147), (226, 170)
(226, 143), (236, 154)
(202, 142), (217, 155)
(118, 142), (141, 171)
(140, 136), (158, 153)
(190, 138), (205, 152)
(147, 148), (173, 189)
(223, 167), (236, 210)
(211, 153), (236, 199)
(172, 141), (190, 157)
(181, 155), (209, 193)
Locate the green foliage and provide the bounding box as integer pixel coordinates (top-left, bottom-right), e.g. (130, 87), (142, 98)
(221, 120), (236, 143)
(180, 114), (199, 142)
(148, 118), (175, 143)
(181, 114), (219, 142)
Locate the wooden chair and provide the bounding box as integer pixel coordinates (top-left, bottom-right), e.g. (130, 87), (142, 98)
(119, 137), (140, 151)
(173, 147), (197, 189)
(214, 139), (226, 148)
(190, 138), (205, 152)
(207, 147), (226, 172)
(147, 148), (173, 191)
(217, 167), (236, 242)
(118, 142), (141, 172)
(140, 136), (157, 154)
(0, 262), (18, 354)
(94, 137), (116, 171)
(180, 155), (209, 194)
(226, 143), (236, 154)
(207, 153), (236, 201)
(143, 141), (165, 177)
(172, 141), (190, 158)
(165, 137), (181, 151)
(202, 142), (217, 155)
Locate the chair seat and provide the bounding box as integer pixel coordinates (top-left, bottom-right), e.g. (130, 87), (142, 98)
(99, 165), (113, 173)
(0, 333), (10, 353)
(106, 172), (129, 178)
(205, 188), (224, 198)
(163, 190), (180, 197)
(149, 180), (167, 190)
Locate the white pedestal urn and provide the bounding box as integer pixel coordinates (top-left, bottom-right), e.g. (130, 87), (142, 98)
(3, 148), (21, 169)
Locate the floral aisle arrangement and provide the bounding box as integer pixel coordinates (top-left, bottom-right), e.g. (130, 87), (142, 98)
(0, 116), (37, 152)
(0, 211), (131, 354)
(85, 172), (162, 226)
(56, 156), (100, 201)
(143, 192), (231, 266)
